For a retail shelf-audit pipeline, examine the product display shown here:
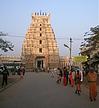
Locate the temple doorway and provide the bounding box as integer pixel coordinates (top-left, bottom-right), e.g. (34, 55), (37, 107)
(35, 56), (45, 72)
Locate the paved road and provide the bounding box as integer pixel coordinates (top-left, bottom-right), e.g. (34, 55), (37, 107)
(0, 74), (20, 91)
(0, 72), (99, 108)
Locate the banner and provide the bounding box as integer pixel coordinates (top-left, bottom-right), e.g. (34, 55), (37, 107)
(73, 56), (88, 63)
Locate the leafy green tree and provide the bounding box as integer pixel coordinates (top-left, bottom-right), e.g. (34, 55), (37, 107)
(80, 25), (99, 72)
(80, 25), (99, 54)
(0, 32), (14, 52)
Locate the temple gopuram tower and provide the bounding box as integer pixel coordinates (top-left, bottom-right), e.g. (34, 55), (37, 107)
(22, 12), (59, 72)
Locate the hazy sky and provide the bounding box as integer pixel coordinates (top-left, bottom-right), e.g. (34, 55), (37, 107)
(0, 0), (98, 57)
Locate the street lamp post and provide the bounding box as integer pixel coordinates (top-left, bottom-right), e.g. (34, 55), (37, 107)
(64, 38), (72, 70)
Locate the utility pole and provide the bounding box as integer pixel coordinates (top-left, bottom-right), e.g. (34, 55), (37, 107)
(69, 37), (72, 70)
(64, 37), (72, 70)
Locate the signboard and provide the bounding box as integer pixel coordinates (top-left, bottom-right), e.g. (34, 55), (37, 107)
(73, 56), (88, 63)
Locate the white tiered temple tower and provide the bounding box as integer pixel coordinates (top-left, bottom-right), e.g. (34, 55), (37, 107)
(22, 12), (59, 72)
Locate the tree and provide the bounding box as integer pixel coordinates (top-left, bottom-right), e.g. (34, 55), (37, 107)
(80, 25), (99, 72)
(80, 25), (99, 55)
(90, 26), (99, 49)
(0, 32), (14, 52)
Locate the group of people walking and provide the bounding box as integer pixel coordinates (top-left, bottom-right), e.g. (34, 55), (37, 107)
(56, 67), (82, 95)
(50, 66), (97, 102)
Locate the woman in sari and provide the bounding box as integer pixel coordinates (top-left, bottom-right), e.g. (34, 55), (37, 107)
(63, 67), (69, 86)
(69, 70), (74, 87)
(75, 70), (81, 95)
(87, 68), (97, 101)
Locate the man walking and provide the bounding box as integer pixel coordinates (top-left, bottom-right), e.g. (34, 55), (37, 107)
(2, 65), (9, 87)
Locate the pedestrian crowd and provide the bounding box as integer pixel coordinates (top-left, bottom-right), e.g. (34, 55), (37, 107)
(49, 66), (97, 102)
(0, 64), (97, 102)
